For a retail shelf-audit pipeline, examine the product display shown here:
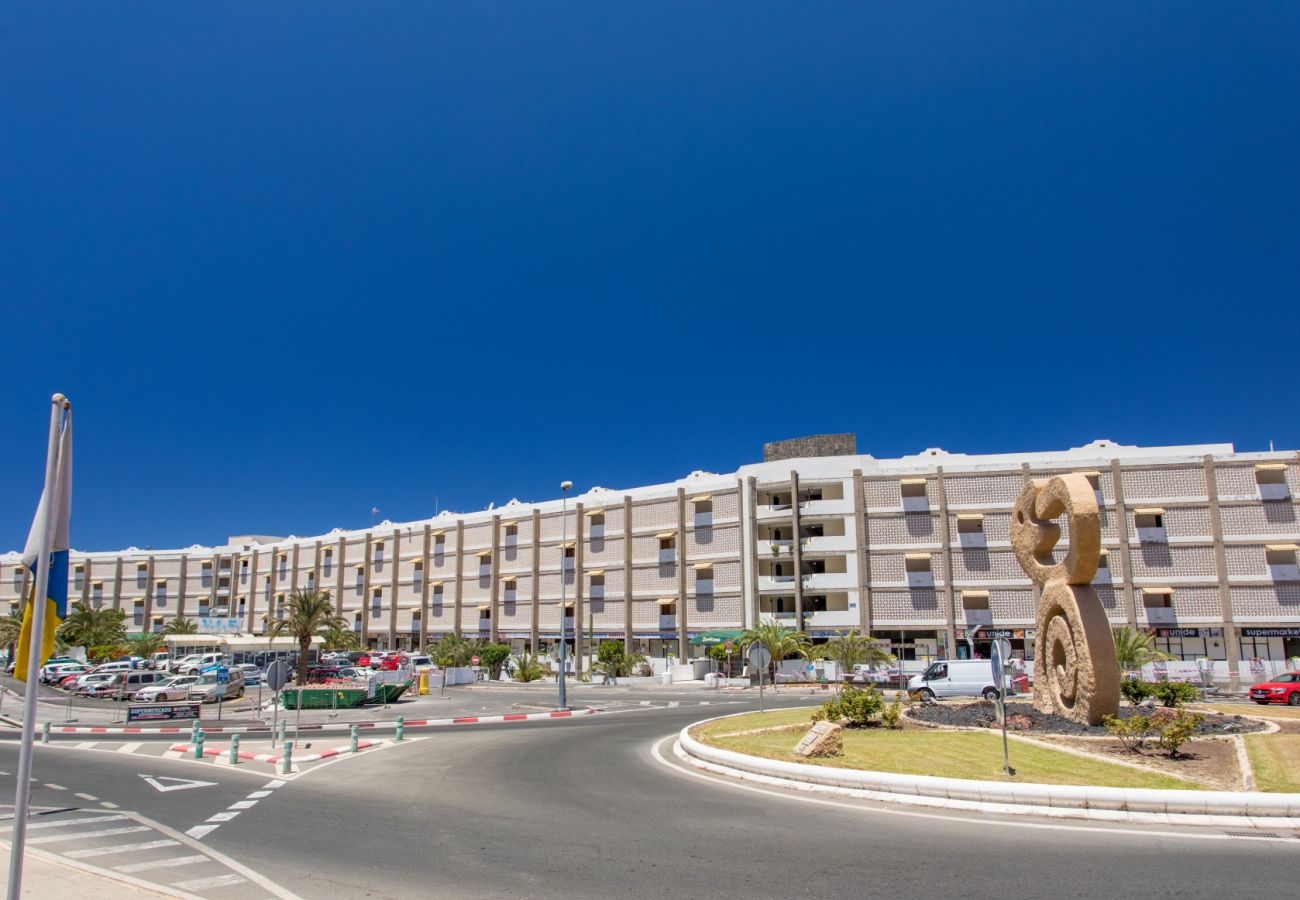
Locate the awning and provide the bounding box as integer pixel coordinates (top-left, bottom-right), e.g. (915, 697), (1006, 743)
(691, 494), (713, 503)
(1255, 463), (1287, 471)
(584, 508), (604, 517)
(656, 598), (676, 607)
(1142, 586), (1173, 595)
(654, 531), (676, 539)
(1265, 544), (1300, 552)
(692, 562), (714, 570)
(586, 569), (604, 577)
(689, 629), (743, 646)
(899, 478), (927, 486)
(1134, 507), (1165, 516)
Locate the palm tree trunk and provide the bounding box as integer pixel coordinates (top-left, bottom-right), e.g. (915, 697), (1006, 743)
(299, 635), (310, 685)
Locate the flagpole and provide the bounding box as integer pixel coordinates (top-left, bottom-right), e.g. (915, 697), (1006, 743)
(8, 394), (69, 900)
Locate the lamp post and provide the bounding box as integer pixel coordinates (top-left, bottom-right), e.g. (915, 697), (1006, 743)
(558, 480), (573, 710)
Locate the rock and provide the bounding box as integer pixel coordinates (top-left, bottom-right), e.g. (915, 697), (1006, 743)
(1006, 714), (1036, 730)
(794, 721), (844, 758)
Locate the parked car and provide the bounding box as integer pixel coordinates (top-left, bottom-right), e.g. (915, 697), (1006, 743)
(90, 659), (136, 676)
(337, 666), (372, 680)
(134, 675), (199, 703)
(236, 664), (262, 686)
(907, 659), (1013, 702)
(100, 670), (164, 700)
(40, 662), (90, 684)
(72, 672), (119, 694)
(175, 653), (227, 675)
(145, 652), (169, 670)
(305, 664), (352, 683)
(1249, 671), (1300, 706)
(188, 669), (245, 703)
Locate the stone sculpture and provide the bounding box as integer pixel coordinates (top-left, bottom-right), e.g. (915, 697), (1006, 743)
(1010, 473), (1120, 725)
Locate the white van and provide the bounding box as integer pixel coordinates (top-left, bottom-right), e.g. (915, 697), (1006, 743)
(908, 659), (1012, 701)
(175, 653), (226, 675)
(188, 668), (245, 703)
(92, 659), (136, 675)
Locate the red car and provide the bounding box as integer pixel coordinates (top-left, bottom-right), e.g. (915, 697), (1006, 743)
(1249, 671), (1300, 706)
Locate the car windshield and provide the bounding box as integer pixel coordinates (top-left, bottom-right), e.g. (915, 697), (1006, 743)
(195, 673), (220, 685)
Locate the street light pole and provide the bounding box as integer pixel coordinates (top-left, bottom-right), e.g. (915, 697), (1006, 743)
(558, 481), (572, 710)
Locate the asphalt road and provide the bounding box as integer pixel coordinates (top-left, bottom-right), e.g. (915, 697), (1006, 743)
(3, 692), (1296, 899)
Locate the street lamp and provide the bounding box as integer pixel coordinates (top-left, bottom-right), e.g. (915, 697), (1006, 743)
(558, 480), (573, 710)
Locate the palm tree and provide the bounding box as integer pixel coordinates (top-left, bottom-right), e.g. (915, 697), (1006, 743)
(512, 653), (550, 683)
(429, 632), (476, 668)
(125, 633), (166, 658)
(814, 629), (892, 692)
(163, 617), (198, 635)
(1112, 627), (1174, 675)
(319, 623), (360, 651)
(56, 603), (127, 650)
(269, 589), (349, 684)
(0, 610), (24, 666)
(740, 623), (811, 688)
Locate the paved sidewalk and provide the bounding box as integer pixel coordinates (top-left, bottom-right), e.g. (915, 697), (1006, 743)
(0, 842), (172, 898)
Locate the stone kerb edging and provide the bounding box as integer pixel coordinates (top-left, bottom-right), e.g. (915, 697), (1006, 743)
(29, 706), (595, 737)
(676, 712), (1300, 824)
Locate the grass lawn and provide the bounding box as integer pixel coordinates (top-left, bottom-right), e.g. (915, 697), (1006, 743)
(1201, 703), (1300, 721)
(1245, 733), (1300, 793)
(694, 710), (1199, 790)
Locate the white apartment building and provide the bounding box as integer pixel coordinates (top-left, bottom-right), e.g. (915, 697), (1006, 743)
(4, 436), (1299, 673)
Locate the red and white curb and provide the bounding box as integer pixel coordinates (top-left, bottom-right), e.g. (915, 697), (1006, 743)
(37, 706), (595, 736)
(167, 740), (384, 765)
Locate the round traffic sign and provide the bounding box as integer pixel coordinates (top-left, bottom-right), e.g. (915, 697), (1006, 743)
(265, 659), (289, 691)
(747, 644), (772, 669)
(471, 655), (480, 666)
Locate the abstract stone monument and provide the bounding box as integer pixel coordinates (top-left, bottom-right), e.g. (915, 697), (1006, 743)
(1010, 473), (1120, 725)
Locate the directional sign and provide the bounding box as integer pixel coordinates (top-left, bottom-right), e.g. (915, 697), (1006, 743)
(140, 774), (217, 793)
(266, 660), (289, 691)
(747, 644), (772, 670)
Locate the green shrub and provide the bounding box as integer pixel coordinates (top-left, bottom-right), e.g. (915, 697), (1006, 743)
(812, 686), (885, 728)
(880, 691), (905, 730)
(1153, 710), (1204, 758)
(1149, 680), (1200, 708)
(1120, 677), (1152, 705)
(476, 644), (512, 679)
(1103, 713), (1153, 752)
(512, 653), (549, 683)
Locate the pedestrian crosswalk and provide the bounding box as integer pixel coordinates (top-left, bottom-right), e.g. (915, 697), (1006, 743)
(0, 807), (273, 898)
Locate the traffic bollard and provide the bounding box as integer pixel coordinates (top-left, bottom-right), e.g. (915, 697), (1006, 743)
(350, 724), (359, 753)
(395, 716), (405, 742)
(277, 718), (286, 746)
(281, 740), (293, 775)
(190, 720), (200, 742)
(41, 721), (50, 744)
(229, 734), (240, 765)
(193, 730), (205, 759)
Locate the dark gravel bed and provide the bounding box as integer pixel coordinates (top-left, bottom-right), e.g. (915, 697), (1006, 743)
(909, 701), (1268, 736)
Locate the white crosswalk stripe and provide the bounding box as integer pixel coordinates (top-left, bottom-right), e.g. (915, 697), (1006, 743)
(28, 825), (151, 844)
(115, 854), (209, 873)
(172, 873), (246, 890)
(65, 838), (180, 858)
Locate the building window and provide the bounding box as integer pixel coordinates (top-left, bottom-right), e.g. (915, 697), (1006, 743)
(433, 534), (446, 555)
(11, 568), (22, 591)
(1081, 471), (1104, 503)
(133, 601), (144, 627)
(136, 564), (148, 589)
(323, 548), (334, 577)
(410, 610), (421, 633)
(413, 561), (424, 589)
(692, 498), (712, 529)
(1256, 464), (1290, 500)
(658, 600), (677, 618)
(237, 597), (247, 616)
(657, 534), (676, 565)
(91, 581), (103, 604)
(154, 580), (167, 606)
(1134, 509), (1166, 543)
(900, 478), (928, 512)
(961, 590), (990, 612)
(306, 571), (316, 590)
(905, 553), (933, 588)
(276, 594), (286, 620)
(73, 565), (85, 591)
(478, 553), (492, 576)
(278, 554), (289, 580)
(956, 515), (985, 548)
(589, 573), (604, 600)
(374, 541), (385, 565)
(694, 566), (714, 596)
(201, 561), (213, 588)
(371, 588), (383, 617)
(355, 566), (365, 593)
(504, 523), (519, 546)
(1265, 545), (1300, 581)
(1095, 550), (1112, 582)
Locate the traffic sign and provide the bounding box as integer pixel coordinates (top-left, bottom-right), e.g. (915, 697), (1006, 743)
(266, 659), (289, 691)
(747, 644), (771, 669)
(470, 655), (480, 666)
(990, 640), (1004, 688)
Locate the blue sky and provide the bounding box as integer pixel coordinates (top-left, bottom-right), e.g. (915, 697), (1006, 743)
(2, 3), (1298, 552)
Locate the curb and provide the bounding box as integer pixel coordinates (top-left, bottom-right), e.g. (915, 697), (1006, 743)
(167, 739), (384, 765)
(30, 706), (595, 737)
(676, 712), (1300, 826)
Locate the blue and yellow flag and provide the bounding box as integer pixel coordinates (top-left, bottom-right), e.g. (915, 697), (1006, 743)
(15, 408), (72, 681)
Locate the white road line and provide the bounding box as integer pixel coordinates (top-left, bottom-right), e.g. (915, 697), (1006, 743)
(700, 701), (710, 706)
(99, 802), (119, 809)
(246, 791), (272, 799)
(74, 792), (98, 801)
(29, 825), (151, 845)
(639, 700), (651, 706)
(0, 814), (127, 832)
(43, 783), (67, 791)
(115, 854), (208, 874)
(64, 838), (179, 859)
(227, 800), (257, 810)
(263, 779), (286, 789)
(172, 873), (246, 891)
(115, 742), (142, 754)
(73, 742), (98, 750)
(184, 825), (218, 840)
(667, 701), (680, 708)
(206, 811), (240, 822)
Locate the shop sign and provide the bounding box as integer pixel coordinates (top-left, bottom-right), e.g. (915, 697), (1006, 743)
(1156, 628), (1201, 638)
(127, 703), (201, 722)
(1241, 628), (1300, 638)
(196, 617), (242, 634)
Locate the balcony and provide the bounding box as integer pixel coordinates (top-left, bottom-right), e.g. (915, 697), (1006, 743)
(1143, 607), (1177, 625)
(659, 615), (677, 630)
(756, 503), (794, 521)
(802, 535), (854, 554)
(799, 498), (854, 517)
(758, 574), (798, 592)
(756, 539), (793, 556)
(961, 608), (993, 627)
(802, 572), (856, 591)
(806, 609), (857, 628)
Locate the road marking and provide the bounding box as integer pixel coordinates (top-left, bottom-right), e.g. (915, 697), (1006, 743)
(115, 854), (208, 873)
(29, 825), (150, 845)
(227, 800), (257, 809)
(116, 742), (142, 754)
(74, 792), (98, 801)
(74, 742), (98, 750)
(0, 814), (127, 832)
(184, 825), (218, 840)
(639, 700), (651, 706)
(667, 701), (680, 708)
(246, 790), (271, 799)
(99, 802), (119, 809)
(140, 774), (217, 793)
(206, 811), (240, 822)
(43, 783), (67, 791)
(65, 838), (179, 858)
(263, 779), (286, 789)
(172, 873), (246, 890)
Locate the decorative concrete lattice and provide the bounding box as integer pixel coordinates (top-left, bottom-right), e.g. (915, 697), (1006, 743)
(1011, 474), (1119, 725)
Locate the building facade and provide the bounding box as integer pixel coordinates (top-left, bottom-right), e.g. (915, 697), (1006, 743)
(4, 438), (1300, 671)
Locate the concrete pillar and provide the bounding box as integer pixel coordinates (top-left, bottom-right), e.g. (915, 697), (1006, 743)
(530, 510), (541, 654)
(623, 495), (634, 651)
(853, 469), (872, 633)
(360, 534), (373, 646)
(419, 525), (431, 652)
(935, 467), (957, 656)
(676, 488), (689, 659)
(489, 516), (501, 644)
(389, 527), (400, 649)
(1110, 459), (1139, 627)
(574, 503), (585, 675)
(790, 470), (804, 632)
(747, 476), (760, 629)
(1203, 455), (1241, 676)
(453, 521), (465, 635)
